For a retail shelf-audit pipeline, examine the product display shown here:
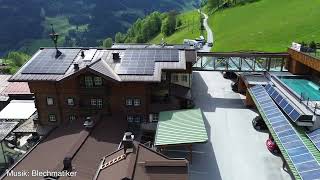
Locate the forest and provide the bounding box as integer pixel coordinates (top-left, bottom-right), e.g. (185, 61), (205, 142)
(0, 0), (200, 56)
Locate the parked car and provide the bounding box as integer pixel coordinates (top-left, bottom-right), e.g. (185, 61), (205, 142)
(223, 71), (237, 79)
(252, 116), (267, 130)
(208, 42), (213, 47)
(231, 82), (238, 92)
(84, 117), (95, 128)
(266, 137), (280, 155)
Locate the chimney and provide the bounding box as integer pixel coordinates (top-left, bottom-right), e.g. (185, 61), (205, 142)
(74, 63), (79, 71)
(122, 132), (134, 154)
(81, 51), (85, 58)
(112, 52), (120, 62)
(63, 157), (72, 172)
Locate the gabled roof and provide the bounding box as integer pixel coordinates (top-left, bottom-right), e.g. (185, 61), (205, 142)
(10, 46), (195, 83)
(94, 142), (188, 180)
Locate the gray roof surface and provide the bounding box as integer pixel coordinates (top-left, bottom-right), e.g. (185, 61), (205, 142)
(11, 46), (195, 83)
(0, 122), (18, 141)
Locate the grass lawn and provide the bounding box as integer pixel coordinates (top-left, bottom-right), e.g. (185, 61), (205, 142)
(208, 0), (320, 52)
(150, 10), (205, 44)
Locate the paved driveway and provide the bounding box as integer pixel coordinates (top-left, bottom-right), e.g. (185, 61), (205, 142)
(190, 71), (292, 180)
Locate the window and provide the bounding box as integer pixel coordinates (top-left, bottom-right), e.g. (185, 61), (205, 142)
(134, 99), (141, 106)
(161, 73), (167, 81)
(69, 115), (76, 122)
(91, 99), (97, 106)
(152, 114), (159, 122)
(48, 114), (56, 122)
(85, 76), (93, 87)
(47, 97), (54, 105)
(172, 75), (179, 82)
(97, 99), (103, 108)
(127, 116), (134, 123)
(94, 77), (103, 86)
(67, 98), (75, 106)
(134, 116), (141, 123)
(182, 75), (188, 82)
(126, 99), (133, 106)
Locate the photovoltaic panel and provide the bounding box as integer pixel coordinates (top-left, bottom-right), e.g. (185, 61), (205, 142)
(250, 85), (320, 180)
(307, 129), (320, 152)
(22, 49), (80, 74)
(116, 49), (180, 75)
(264, 85), (307, 123)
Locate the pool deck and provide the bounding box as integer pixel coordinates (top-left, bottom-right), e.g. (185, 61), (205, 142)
(271, 76), (319, 116)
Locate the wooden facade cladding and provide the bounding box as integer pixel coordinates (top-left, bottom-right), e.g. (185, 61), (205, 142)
(28, 72), (150, 125)
(288, 48), (320, 73)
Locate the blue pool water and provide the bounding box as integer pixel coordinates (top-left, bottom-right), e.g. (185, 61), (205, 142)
(280, 77), (320, 101)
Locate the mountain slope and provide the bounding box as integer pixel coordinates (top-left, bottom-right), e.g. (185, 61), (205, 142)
(208, 0), (320, 52)
(150, 10), (204, 44)
(0, 0), (200, 55)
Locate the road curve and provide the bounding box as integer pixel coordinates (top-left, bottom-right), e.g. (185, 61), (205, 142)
(199, 10), (214, 52)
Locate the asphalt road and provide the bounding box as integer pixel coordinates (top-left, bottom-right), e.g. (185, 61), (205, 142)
(189, 71), (292, 180)
(199, 10), (214, 52)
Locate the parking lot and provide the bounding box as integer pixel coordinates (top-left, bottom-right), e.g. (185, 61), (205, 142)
(188, 71), (292, 180)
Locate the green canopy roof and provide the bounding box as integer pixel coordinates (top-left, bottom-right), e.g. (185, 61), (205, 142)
(155, 108), (208, 146)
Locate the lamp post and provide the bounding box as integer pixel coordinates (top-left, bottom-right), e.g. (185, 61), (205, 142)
(49, 24), (62, 58)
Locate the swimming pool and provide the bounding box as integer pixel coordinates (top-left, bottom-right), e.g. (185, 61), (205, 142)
(279, 77), (320, 101)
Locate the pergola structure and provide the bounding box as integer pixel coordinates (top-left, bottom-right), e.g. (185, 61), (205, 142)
(154, 108), (208, 163)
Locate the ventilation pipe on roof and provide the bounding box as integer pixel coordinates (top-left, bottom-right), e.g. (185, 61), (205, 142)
(122, 132), (134, 154)
(81, 51), (85, 58)
(112, 52), (120, 62)
(74, 63), (79, 71)
(63, 157), (72, 172)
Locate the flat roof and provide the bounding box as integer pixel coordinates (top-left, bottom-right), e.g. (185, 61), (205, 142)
(0, 100), (36, 120)
(240, 73), (269, 85)
(155, 108), (208, 146)
(0, 122), (18, 141)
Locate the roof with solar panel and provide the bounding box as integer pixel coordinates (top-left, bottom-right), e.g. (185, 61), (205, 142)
(10, 46), (196, 82)
(249, 84), (320, 180)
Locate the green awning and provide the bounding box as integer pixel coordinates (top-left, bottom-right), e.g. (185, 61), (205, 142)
(155, 108), (208, 146)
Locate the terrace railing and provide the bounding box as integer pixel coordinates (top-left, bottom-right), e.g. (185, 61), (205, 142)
(300, 93), (320, 116)
(194, 52), (289, 72)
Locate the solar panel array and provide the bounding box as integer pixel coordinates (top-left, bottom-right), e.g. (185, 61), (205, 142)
(251, 85), (320, 180)
(265, 84), (302, 122)
(307, 129), (320, 152)
(22, 49), (81, 74)
(116, 49), (179, 75)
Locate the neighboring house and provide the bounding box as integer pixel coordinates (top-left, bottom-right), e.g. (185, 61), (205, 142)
(10, 47), (196, 130)
(0, 75), (11, 110)
(94, 140), (189, 180)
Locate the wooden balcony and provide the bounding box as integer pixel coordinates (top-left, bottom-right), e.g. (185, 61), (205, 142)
(288, 48), (320, 72)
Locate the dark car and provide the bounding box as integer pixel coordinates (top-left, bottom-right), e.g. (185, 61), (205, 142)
(208, 42), (213, 47)
(231, 82), (238, 92)
(252, 116), (267, 131)
(223, 71), (237, 79)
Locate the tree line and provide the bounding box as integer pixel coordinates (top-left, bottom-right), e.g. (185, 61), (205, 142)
(103, 11), (179, 47)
